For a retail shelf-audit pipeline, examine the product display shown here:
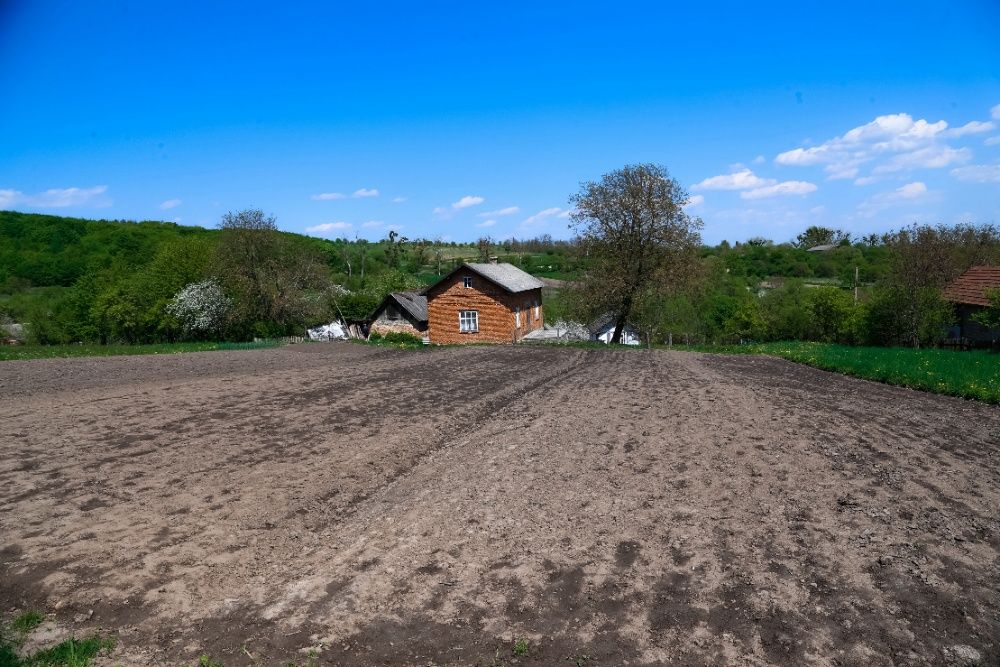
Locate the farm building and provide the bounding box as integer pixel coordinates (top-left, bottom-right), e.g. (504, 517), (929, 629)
(424, 261), (544, 344)
(589, 313), (641, 346)
(943, 266), (1000, 346)
(368, 291), (428, 338)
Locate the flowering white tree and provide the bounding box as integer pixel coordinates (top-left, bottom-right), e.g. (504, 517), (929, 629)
(166, 279), (230, 338)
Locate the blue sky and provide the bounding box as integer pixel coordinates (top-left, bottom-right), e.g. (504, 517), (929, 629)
(1, 1), (998, 245)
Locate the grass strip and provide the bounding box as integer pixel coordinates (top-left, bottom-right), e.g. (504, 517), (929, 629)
(692, 341), (1000, 404)
(0, 340), (283, 362)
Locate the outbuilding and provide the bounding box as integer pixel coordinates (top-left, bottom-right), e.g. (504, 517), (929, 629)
(588, 313), (642, 346)
(943, 266), (1000, 346)
(425, 262), (544, 344)
(368, 291), (428, 339)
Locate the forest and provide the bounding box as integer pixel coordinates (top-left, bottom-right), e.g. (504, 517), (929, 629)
(1, 209), (998, 348)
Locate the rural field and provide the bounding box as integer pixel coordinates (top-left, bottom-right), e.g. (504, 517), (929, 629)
(1, 343), (998, 666)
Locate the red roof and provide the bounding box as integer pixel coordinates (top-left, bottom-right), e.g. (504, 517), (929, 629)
(943, 266), (1000, 306)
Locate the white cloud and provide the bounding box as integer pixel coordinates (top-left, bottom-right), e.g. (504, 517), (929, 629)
(684, 194), (705, 208)
(740, 180), (817, 200)
(38, 185), (110, 207)
(858, 181), (929, 217)
(478, 206), (519, 217)
(386, 224), (404, 231)
(944, 120), (995, 137)
(311, 188), (379, 200)
(159, 198), (182, 210)
(453, 195), (485, 209)
(0, 189), (20, 208)
(477, 219), (497, 228)
(391, 196), (407, 203)
(521, 207), (568, 228)
(752, 155), (766, 165)
(984, 136), (1000, 147)
(776, 112), (978, 181)
(951, 164), (1000, 183)
(3, 185), (111, 209)
(992, 103), (1000, 120)
(693, 168), (775, 191)
(306, 221), (352, 234)
(361, 220), (383, 228)
(896, 181), (927, 197)
(872, 145), (970, 173)
(853, 176), (880, 186)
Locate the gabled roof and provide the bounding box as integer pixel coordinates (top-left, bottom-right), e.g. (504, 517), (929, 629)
(588, 312), (638, 335)
(426, 262), (544, 295)
(943, 266), (1000, 307)
(369, 291), (428, 322)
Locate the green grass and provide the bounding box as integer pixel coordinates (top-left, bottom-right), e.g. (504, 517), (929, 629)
(7, 615), (42, 637)
(18, 636), (115, 667)
(0, 340), (283, 362)
(694, 341), (1000, 404)
(0, 611), (115, 667)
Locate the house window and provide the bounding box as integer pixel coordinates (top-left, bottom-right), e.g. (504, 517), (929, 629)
(463, 276), (473, 288)
(459, 310), (479, 332)
(515, 306), (521, 327)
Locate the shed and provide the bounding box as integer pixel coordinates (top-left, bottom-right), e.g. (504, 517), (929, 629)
(943, 266), (1000, 345)
(589, 313), (641, 346)
(368, 291), (428, 338)
(424, 262), (544, 344)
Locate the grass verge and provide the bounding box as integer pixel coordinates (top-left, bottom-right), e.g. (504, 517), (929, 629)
(0, 340), (282, 362)
(692, 341), (1000, 404)
(1, 611), (115, 667)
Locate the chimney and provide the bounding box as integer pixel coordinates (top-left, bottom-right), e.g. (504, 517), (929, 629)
(489, 255), (499, 264)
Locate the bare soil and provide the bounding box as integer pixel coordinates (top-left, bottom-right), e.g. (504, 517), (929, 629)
(1, 344), (998, 666)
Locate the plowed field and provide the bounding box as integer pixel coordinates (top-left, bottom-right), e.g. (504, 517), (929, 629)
(1, 344), (998, 666)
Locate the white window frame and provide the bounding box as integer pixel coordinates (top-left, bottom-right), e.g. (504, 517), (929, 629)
(463, 276), (473, 288)
(459, 310), (479, 333)
(515, 306), (521, 327)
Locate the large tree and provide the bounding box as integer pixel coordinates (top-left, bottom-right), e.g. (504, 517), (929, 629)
(569, 163), (703, 344)
(215, 208), (329, 336)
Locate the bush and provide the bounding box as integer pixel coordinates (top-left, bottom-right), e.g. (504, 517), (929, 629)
(382, 331), (423, 345)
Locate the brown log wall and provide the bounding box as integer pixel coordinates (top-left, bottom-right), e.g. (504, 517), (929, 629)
(426, 268), (543, 344)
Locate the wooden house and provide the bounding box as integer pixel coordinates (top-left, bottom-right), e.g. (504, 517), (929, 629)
(943, 266), (1000, 346)
(368, 291), (428, 338)
(425, 262), (544, 344)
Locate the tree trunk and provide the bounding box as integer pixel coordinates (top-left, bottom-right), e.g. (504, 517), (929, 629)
(611, 295), (633, 344)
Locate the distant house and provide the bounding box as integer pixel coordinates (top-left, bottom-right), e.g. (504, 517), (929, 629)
(943, 266), (1000, 345)
(368, 291), (428, 338)
(806, 243), (838, 252)
(589, 313), (641, 346)
(424, 261), (544, 344)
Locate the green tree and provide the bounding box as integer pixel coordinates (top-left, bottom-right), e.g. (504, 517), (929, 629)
(569, 163), (702, 344)
(215, 209), (330, 337)
(971, 287), (1000, 330)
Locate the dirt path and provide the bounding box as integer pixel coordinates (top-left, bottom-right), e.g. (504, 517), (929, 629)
(1, 344), (998, 666)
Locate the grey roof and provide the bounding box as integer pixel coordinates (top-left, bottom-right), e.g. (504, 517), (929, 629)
(807, 243), (838, 252)
(464, 263), (545, 293)
(391, 291), (428, 322)
(588, 312), (638, 335)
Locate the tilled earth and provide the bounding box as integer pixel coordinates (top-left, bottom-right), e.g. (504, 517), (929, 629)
(1, 344), (998, 666)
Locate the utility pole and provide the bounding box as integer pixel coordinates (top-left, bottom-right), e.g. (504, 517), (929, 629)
(854, 266), (859, 304)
